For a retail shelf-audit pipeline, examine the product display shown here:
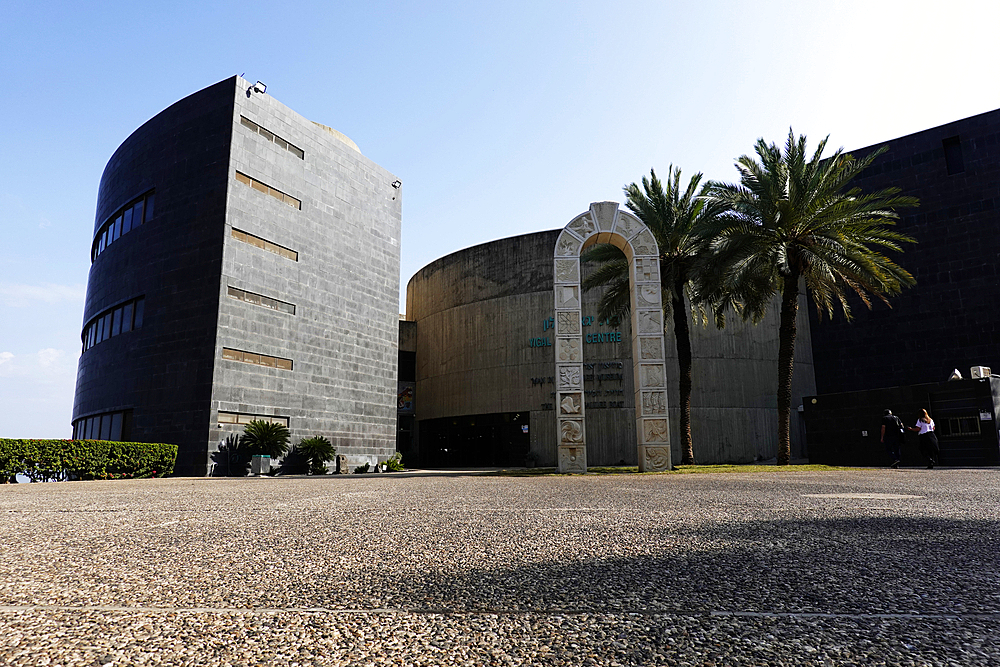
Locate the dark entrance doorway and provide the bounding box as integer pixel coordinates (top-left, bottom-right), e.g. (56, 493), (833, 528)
(419, 412), (530, 467)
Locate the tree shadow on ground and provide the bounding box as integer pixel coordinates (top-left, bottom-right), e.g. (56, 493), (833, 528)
(363, 516), (1000, 616)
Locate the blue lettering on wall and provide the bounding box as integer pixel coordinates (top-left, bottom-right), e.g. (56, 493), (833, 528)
(531, 314), (623, 348)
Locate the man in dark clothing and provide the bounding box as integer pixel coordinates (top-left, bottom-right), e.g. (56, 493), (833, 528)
(880, 409), (905, 468)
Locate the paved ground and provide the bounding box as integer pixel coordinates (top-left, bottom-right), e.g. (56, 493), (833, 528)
(2, 468), (999, 666)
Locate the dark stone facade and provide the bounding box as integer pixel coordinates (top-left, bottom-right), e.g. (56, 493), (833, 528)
(73, 80), (233, 474)
(74, 77), (403, 476)
(803, 378), (1000, 467)
(809, 109), (1000, 394)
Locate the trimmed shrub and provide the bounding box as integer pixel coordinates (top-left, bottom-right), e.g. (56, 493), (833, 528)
(239, 420), (290, 459)
(0, 439), (178, 482)
(297, 436), (336, 475)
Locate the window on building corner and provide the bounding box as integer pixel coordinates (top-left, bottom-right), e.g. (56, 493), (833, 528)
(943, 136), (965, 175)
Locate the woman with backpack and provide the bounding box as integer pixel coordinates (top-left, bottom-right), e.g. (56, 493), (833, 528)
(880, 409), (905, 468)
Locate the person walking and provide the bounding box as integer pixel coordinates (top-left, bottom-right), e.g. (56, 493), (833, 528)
(909, 409), (939, 468)
(880, 409), (905, 468)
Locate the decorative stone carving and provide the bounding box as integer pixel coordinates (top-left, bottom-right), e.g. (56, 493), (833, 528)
(641, 391), (667, 415)
(644, 419), (669, 443)
(642, 445), (672, 472)
(556, 285), (580, 309)
(639, 337), (662, 360)
(559, 445), (587, 473)
(554, 259), (579, 283)
(636, 284), (659, 307)
(637, 310), (662, 334)
(558, 365), (582, 388)
(567, 213), (596, 238)
(641, 364), (665, 387)
(560, 419), (584, 444)
(556, 311), (580, 335)
(557, 338), (581, 362)
(555, 231), (582, 257)
(632, 230), (657, 257)
(634, 257), (658, 282)
(559, 393), (582, 415)
(615, 213), (642, 239)
(590, 202), (619, 231)
(554, 202), (674, 476)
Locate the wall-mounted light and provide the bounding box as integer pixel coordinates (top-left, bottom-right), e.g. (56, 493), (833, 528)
(391, 180), (401, 189)
(246, 81), (267, 98)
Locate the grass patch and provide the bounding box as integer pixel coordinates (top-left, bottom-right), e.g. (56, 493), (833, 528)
(488, 463), (856, 476)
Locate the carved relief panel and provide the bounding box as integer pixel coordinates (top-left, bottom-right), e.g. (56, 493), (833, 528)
(637, 310), (662, 335)
(555, 231), (582, 257)
(559, 445), (587, 473)
(640, 364), (665, 388)
(556, 311), (581, 336)
(614, 213), (642, 240)
(639, 337), (663, 360)
(558, 392), (583, 415)
(567, 213), (596, 238)
(643, 419), (669, 443)
(557, 338), (582, 363)
(556, 285), (580, 309)
(560, 419), (584, 444)
(641, 391), (667, 416)
(554, 259), (579, 284)
(641, 446), (672, 472)
(634, 257), (659, 282)
(557, 364), (583, 389)
(636, 283), (660, 308)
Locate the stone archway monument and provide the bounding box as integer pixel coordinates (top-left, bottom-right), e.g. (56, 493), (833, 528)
(553, 201), (671, 473)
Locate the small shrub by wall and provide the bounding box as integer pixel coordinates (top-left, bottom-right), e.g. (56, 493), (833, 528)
(0, 439), (178, 482)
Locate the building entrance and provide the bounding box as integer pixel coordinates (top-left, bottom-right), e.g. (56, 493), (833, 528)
(419, 412), (530, 468)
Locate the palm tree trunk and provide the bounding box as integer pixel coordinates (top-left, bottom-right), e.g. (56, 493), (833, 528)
(672, 281), (695, 465)
(776, 271), (800, 466)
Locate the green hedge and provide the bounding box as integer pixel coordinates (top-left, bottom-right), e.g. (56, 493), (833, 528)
(0, 439), (178, 482)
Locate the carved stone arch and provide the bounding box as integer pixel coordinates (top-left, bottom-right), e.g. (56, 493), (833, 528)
(553, 201), (671, 473)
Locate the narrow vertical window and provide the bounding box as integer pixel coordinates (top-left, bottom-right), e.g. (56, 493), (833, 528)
(110, 412), (123, 441)
(111, 308), (123, 336)
(99, 415), (112, 440)
(144, 193), (155, 221)
(943, 136), (965, 175)
(133, 298), (145, 328)
(122, 208), (133, 235)
(132, 200), (144, 227)
(121, 302), (133, 333)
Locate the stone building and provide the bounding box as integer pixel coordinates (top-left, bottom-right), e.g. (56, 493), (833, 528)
(72, 77), (402, 475)
(804, 108), (1000, 467)
(810, 108), (1000, 394)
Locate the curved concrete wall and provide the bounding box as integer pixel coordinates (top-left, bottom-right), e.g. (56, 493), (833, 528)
(406, 229), (816, 465)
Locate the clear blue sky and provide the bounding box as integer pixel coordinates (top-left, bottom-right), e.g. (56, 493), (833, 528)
(2, 0), (998, 438)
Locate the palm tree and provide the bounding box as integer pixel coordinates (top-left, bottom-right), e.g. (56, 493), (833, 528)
(582, 167), (725, 465)
(705, 131), (917, 465)
(239, 420), (291, 459)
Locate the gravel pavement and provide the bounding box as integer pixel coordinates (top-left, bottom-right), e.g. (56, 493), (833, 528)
(2, 467), (999, 665)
